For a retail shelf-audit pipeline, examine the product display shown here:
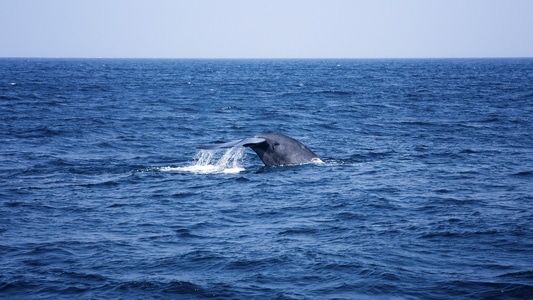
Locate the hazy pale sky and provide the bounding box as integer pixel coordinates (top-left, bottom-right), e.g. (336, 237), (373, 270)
(1, 0), (532, 58)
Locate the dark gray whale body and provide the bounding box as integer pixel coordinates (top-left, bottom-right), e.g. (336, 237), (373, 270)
(197, 133), (321, 167)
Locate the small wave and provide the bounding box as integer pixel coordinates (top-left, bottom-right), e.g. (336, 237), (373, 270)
(160, 147), (246, 174)
(15, 126), (63, 138)
(512, 170), (533, 177)
(498, 270), (533, 279)
(281, 90), (355, 98)
(79, 180), (119, 188)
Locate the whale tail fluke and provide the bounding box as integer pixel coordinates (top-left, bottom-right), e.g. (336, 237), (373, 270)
(196, 133), (319, 167)
(197, 137), (266, 150)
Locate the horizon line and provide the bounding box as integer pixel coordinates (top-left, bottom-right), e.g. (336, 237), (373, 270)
(1, 56), (532, 60)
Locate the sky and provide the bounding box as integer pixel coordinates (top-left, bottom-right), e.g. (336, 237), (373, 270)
(1, 0), (532, 59)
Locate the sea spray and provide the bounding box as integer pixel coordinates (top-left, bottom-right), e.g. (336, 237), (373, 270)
(161, 146), (246, 174)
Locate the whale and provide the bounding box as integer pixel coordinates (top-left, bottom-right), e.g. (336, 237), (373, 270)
(197, 133), (321, 167)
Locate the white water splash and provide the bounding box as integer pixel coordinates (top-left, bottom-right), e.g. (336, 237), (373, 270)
(161, 147), (246, 174)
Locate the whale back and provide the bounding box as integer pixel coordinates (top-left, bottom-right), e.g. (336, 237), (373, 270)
(246, 134), (319, 166)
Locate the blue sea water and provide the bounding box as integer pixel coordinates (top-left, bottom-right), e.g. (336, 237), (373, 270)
(0, 58), (532, 299)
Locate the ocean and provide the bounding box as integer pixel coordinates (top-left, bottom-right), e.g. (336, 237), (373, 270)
(0, 58), (532, 299)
